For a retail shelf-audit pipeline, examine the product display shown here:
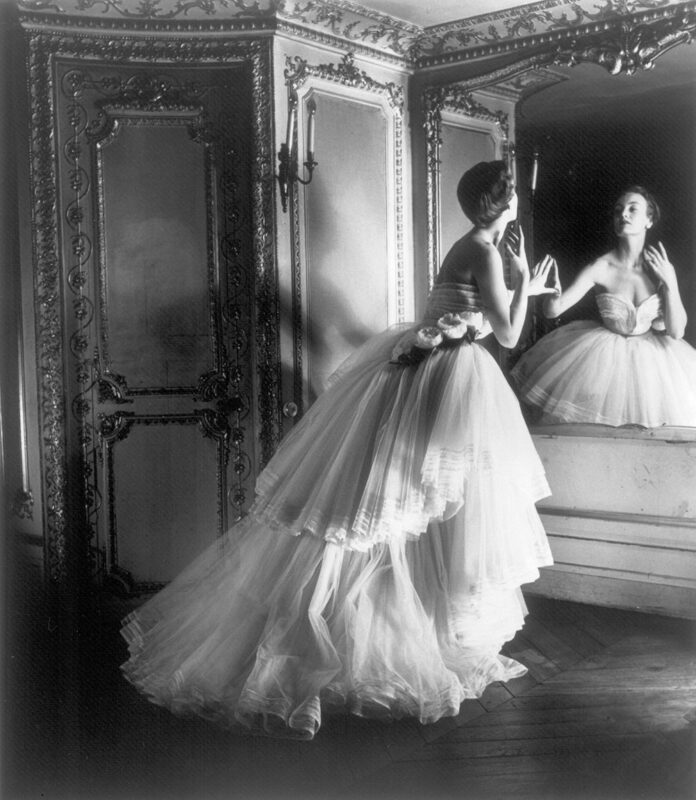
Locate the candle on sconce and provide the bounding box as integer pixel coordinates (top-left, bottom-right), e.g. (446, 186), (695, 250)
(276, 95), (319, 213)
(530, 149), (539, 193)
(307, 98), (316, 162)
(286, 105), (296, 151)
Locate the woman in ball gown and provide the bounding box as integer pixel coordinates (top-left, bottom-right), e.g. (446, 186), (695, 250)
(121, 161), (556, 740)
(512, 186), (696, 427)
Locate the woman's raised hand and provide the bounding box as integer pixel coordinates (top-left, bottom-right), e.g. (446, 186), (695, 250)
(505, 224), (530, 286)
(644, 242), (678, 291)
(529, 254), (559, 297)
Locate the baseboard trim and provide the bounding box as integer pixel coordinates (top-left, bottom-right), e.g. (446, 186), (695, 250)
(525, 566), (696, 619)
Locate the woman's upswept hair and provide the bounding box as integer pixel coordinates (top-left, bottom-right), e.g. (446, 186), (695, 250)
(457, 160), (515, 227)
(618, 185), (661, 227)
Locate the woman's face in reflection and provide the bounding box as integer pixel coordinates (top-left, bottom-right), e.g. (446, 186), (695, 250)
(613, 192), (653, 237)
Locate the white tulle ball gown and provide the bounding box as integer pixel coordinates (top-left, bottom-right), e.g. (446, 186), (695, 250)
(121, 282), (554, 740)
(512, 292), (696, 427)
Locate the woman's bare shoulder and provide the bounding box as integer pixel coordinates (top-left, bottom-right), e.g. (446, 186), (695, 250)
(438, 235), (496, 284)
(579, 253), (612, 281)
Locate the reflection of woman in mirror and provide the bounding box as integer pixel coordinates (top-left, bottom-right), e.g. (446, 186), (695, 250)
(120, 161), (555, 740)
(512, 187), (696, 427)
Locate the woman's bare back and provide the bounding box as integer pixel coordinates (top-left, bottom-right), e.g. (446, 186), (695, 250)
(436, 234), (493, 286)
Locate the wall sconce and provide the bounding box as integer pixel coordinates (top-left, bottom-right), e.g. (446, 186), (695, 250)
(277, 96), (318, 213)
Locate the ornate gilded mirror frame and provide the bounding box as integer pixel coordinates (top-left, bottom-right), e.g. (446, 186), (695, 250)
(422, 4), (696, 289)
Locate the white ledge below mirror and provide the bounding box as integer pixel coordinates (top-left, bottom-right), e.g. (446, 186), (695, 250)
(524, 426), (696, 619)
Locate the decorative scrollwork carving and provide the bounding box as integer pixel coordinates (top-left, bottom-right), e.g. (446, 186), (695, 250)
(73, 0), (268, 18)
(98, 410), (135, 443)
(285, 52), (404, 111)
(249, 39), (282, 467)
(553, 11), (696, 74)
(276, 0), (681, 66)
(27, 32), (70, 585)
(19, 0), (272, 17)
(97, 369), (132, 404)
(197, 406), (231, 444)
(196, 367), (229, 402)
(19, 0), (66, 10)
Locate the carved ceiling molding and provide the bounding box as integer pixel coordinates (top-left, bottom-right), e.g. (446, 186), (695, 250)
(18, 0), (274, 19)
(18, 1), (694, 72)
(278, 0), (685, 63)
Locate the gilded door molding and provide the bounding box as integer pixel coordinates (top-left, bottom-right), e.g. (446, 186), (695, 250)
(24, 27), (279, 586)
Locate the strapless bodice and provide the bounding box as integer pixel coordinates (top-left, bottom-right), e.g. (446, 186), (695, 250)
(424, 282), (484, 319)
(596, 292), (663, 336)
(423, 282), (492, 339)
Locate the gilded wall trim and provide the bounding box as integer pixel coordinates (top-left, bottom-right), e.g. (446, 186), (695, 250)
(27, 31), (70, 584)
(60, 66), (102, 580)
(250, 39), (283, 465)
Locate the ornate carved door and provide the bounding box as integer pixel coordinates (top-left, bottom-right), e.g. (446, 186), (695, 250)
(28, 34), (280, 594)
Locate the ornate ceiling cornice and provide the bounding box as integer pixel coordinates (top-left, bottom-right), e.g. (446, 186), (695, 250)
(17, 0), (696, 75)
(18, 0), (274, 18)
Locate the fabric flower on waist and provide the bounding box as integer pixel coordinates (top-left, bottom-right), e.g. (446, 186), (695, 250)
(391, 312), (483, 367)
(415, 326), (443, 349)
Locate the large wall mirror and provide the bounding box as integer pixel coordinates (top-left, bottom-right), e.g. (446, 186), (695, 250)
(429, 29), (696, 439)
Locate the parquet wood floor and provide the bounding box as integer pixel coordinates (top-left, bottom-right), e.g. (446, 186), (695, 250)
(5, 591), (695, 800)
(346, 596), (696, 800)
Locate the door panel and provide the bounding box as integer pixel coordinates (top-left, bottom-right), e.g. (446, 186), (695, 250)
(54, 62), (261, 592)
(108, 421), (219, 585)
(304, 91), (390, 399)
(99, 123), (210, 392)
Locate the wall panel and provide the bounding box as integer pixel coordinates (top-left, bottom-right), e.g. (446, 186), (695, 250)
(529, 431), (696, 618)
(304, 91), (390, 397)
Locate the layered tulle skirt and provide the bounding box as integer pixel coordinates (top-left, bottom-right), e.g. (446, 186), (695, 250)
(512, 321), (696, 427)
(121, 328), (553, 739)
